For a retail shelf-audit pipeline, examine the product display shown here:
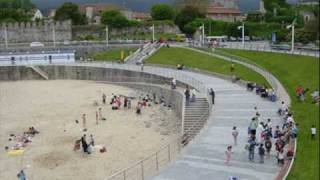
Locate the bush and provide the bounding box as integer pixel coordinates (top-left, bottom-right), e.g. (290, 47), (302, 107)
(151, 4), (176, 21)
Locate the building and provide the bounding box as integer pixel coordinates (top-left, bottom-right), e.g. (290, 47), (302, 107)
(298, 0), (319, 5)
(132, 12), (151, 21)
(206, 2), (241, 22)
(31, 9), (44, 21)
(48, 9), (56, 19)
(79, 4), (120, 24)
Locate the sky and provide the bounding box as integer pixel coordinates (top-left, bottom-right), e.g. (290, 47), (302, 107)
(31, 0), (297, 15)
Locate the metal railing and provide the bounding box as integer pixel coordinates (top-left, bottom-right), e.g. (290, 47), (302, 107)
(220, 42), (320, 57)
(105, 137), (182, 180)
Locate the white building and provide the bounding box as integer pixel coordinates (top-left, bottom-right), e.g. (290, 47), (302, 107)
(32, 9), (44, 21)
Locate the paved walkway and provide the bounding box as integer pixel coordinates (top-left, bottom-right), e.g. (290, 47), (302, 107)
(136, 68), (283, 180)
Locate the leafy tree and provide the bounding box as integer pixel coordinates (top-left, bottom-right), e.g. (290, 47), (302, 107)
(175, 0), (209, 13)
(54, 2), (87, 25)
(175, 5), (205, 35)
(101, 10), (129, 28)
(151, 4), (175, 21)
(0, 0), (35, 10)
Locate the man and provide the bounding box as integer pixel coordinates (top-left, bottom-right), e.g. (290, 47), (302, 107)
(209, 88), (215, 105)
(102, 93), (106, 105)
(311, 125), (317, 139)
(171, 78), (177, 89)
(184, 87), (190, 105)
(81, 134), (88, 153)
(258, 144), (265, 163)
(248, 137), (257, 162)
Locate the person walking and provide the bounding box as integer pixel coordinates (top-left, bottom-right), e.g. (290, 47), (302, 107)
(248, 137), (257, 162)
(277, 149), (285, 166)
(82, 114), (87, 131)
(209, 88), (215, 105)
(225, 146), (233, 165)
(95, 111), (99, 125)
(230, 63), (235, 74)
(102, 93), (106, 105)
(232, 126), (239, 145)
(141, 62), (144, 71)
(98, 108), (103, 120)
(265, 137), (272, 158)
(171, 78), (177, 89)
(17, 170), (26, 180)
(258, 144), (265, 163)
(184, 87), (190, 105)
(191, 88), (196, 102)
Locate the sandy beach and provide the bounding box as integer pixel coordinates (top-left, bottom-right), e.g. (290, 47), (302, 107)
(0, 80), (181, 180)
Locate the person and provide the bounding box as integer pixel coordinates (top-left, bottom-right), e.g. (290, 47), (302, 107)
(191, 88), (196, 102)
(258, 144), (265, 163)
(136, 102), (142, 114)
(232, 126), (238, 145)
(90, 134), (95, 146)
(225, 146), (232, 165)
(311, 90), (319, 104)
(248, 137), (257, 162)
(81, 134), (88, 153)
(209, 88), (215, 105)
(264, 137), (272, 158)
(128, 99), (131, 109)
(17, 170), (26, 180)
(102, 93), (106, 105)
(311, 125), (316, 139)
(230, 63), (235, 73)
(82, 114), (87, 131)
(277, 149), (285, 166)
(171, 78), (177, 89)
(124, 97), (128, 108)
(95, 111), (99, 125)
(249, 118), (258, 136)
(141, 62), (144, 71)
(279, 101), (288, 116)
(98, 108), (103, 120)
(184, 87), (190, 105)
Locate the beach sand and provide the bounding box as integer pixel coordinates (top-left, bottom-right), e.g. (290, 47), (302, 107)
(0, 80), (181, 180)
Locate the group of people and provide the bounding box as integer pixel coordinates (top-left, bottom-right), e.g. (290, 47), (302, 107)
(5, 127), (40, 152)
(246, 82), (277, 102)
(184, 86), (197, 105)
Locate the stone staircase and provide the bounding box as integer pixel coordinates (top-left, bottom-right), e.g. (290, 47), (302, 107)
(183, 97), (210, 138)
(126, 43), (163, 65)
(27, 65), (49, 80)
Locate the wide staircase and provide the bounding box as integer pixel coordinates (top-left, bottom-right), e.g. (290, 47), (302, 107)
(184, 97), (210, 138)
(125, 42), (163, 65)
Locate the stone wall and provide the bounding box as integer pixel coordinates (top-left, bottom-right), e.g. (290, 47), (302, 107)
(72, 23), (180, 40)
(0, 20), (72, 43)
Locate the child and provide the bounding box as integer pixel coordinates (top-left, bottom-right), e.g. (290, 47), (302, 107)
(225, 146), (232, 165)
(258, 144), (265, 163)
(311, 125), (316, 139)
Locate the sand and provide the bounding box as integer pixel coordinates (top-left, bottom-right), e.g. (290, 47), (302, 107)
(0, 80), (181, 180)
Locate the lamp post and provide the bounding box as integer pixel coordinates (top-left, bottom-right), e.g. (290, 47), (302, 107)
(237, 22), (245, 48)
(287, 22), (295, 53)
(4, 26), (8, 49)
(106, 26), (109, 47)
(151, 24), (155, 43)
(52, 22), (56, 48)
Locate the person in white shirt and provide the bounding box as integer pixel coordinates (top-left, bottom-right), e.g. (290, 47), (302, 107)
(191, 89), (196, 102)
(311, 125), (317, 139)
(171, 78), (176, 89)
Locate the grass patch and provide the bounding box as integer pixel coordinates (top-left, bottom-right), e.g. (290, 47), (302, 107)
(91, 48), (138, 61)
(219, 49), (319, 180)
(147, 47), (270, 86)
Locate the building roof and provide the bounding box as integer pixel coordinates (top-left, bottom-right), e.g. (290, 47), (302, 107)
(207, 3), (241, 15)
(133, 12), (151, 20)
(79, 4), (120, 15)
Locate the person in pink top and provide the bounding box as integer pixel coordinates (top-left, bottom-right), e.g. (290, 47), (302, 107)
(225, 146), (233, 165)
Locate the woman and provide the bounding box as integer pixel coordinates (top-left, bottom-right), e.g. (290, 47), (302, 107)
(225, 146), (233, 165)
(232, 126), (239, 145)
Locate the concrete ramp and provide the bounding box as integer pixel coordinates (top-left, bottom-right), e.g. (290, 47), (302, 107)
(27, 65), (49, 80)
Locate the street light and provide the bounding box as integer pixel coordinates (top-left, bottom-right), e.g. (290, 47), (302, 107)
(52, 22), (56, 48)
(286, 20), (295, 53)
(106, 26), (109, 47)
(4, 25), (8, 49)
(237, 22), (245, 48)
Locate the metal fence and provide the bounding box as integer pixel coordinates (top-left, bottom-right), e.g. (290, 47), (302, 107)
(105, 137), (182, 180)
(221, 42), (320, 57)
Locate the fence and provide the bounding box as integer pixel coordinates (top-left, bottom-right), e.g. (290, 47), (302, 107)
(221, 42), (320, 57)
(105, 137), (182, 180)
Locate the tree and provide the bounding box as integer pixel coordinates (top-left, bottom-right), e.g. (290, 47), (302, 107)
(101, 10), (129, 28)
(175, 5), (205, 35)
(175, 0), (209, 13)
(54, 2), (87, 25)
(151, 4), (175, 21)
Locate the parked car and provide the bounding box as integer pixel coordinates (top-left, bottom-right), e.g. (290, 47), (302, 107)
(271, 44), (291, 51)
(30, 42), (44, 47)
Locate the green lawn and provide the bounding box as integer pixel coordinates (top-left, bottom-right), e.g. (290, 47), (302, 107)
(219, 49), (319, 180)
(90, 48), (138, 61)
(147, 47), (270, 86)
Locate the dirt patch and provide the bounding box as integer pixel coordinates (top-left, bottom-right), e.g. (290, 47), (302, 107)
(34, 151), (70, 169)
